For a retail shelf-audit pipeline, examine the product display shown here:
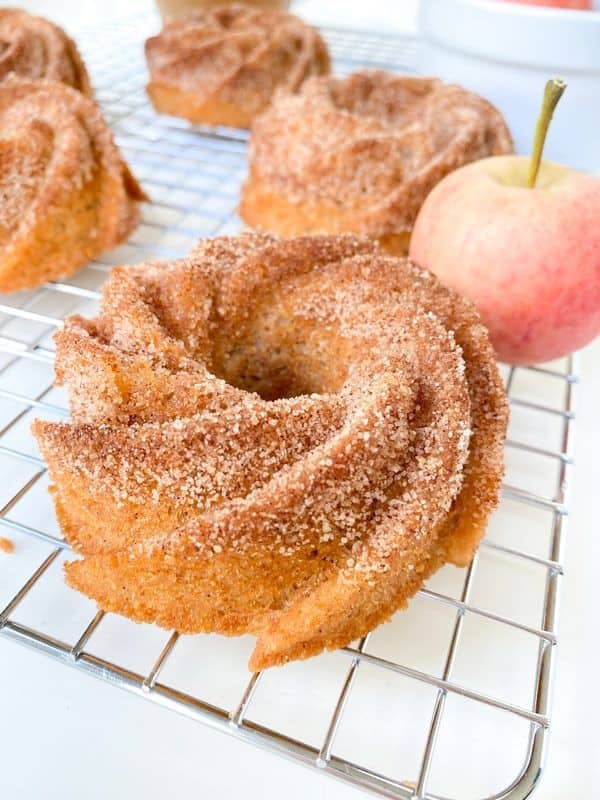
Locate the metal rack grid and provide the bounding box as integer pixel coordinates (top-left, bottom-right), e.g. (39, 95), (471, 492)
(0, 14), (577, 800)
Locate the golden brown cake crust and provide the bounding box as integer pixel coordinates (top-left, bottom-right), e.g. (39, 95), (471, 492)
(240, 71), (513, 248)
(144, 3), (330, 128)
(0, 8), (92, 96)
(0, 76), (147, 293)
(33, 233), (508, 671)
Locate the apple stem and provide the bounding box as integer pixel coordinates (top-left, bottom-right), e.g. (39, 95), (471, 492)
(527, 78), (567, 189)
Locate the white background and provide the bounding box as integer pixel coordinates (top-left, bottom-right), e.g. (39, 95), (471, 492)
(1, 1), (599, 798)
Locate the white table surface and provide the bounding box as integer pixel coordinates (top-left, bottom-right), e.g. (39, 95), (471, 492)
(1, 1), (598, 798)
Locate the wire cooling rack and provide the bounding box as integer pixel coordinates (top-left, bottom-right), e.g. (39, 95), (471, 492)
(0, 14), (577, 800)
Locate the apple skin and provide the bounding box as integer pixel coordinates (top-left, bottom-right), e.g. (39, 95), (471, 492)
(409, 155), (600, 365)
(500, 0), (593, 8)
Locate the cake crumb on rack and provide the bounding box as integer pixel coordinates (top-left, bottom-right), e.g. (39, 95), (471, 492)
(0, 536), (14, 554)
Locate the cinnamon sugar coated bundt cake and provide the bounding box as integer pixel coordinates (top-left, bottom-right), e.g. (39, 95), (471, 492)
(144, 3), (330, 128)
(33, 233), (508, 671)
(0, 8), (92, 95)
(240, 71), (513, 254)
(0, 77), (147, 293)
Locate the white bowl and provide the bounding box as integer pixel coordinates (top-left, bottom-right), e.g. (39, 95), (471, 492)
(417, 0), (600, 171)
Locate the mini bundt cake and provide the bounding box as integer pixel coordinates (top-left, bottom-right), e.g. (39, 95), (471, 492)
(33, 233), (508, 671)
(240, 71), (514, 254)
(0, 77), (147, 293)
(144, 3), (330, 128)
(0, 8), (92, 96)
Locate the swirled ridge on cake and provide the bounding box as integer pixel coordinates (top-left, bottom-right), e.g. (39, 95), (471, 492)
(0, 76), (147, 293)
(33, 233), (507, 670)
(145, 3), (330, 128)
(240, 71), (513, 253)
(0, 8), (92, 96)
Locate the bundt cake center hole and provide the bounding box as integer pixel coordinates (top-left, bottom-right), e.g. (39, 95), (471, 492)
(221, 366), (321, 401)
(212, 331), (349, 402)
(214, 351), (338, 401)
(328, 74), (433, 126)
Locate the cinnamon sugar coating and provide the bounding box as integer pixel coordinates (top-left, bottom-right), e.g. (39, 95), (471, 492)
(0, 77), (147, 293)
(0, 8), (92, 96)
(145, 3), (330, 128)
(240, 71), (513, 252)
(33, 233), (507, 670)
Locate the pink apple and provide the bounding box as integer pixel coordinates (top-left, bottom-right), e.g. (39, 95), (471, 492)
(500, 0), (593, 9)
(409, 156), (600, 364)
